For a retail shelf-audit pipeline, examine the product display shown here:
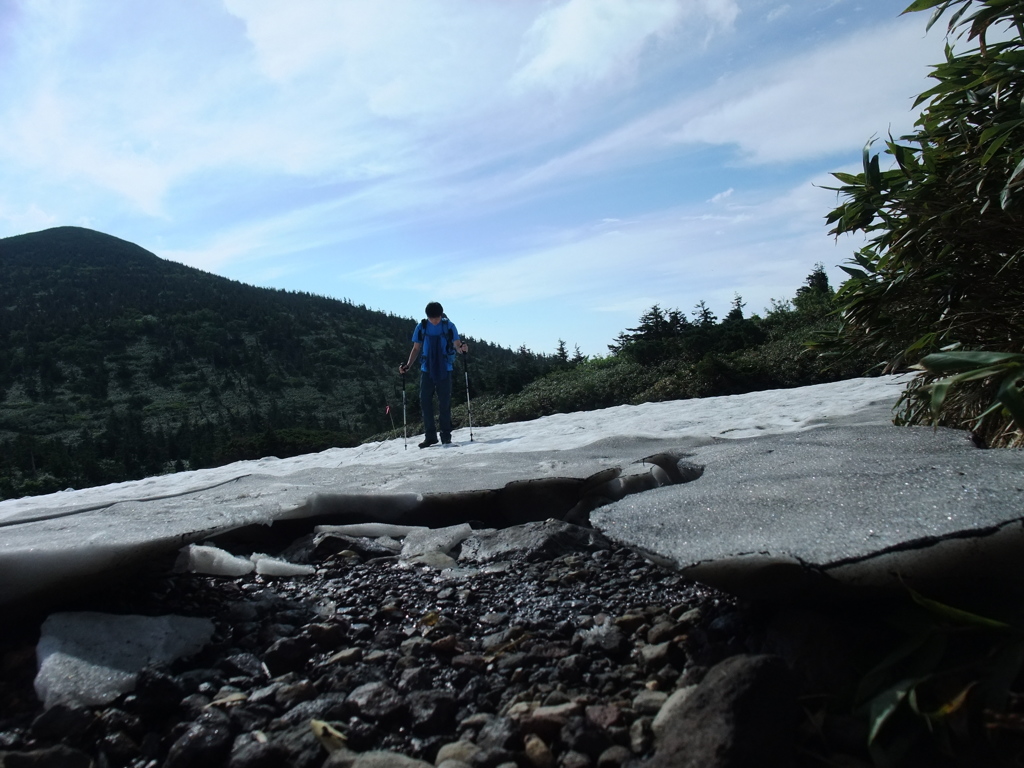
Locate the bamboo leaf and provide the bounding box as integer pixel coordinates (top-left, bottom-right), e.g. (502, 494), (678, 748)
(902, 0), (948, 12)
(868, 680), (914, 745)
(909, 587), (1011, 629)
(921, 351), (1024, 371)
(928, 377), (953, 417)
(996, 373), (1024, 430)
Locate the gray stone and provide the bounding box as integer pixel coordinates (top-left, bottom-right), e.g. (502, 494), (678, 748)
(227, 736), (288, 768)
(459, 520), (611, 564)
(263, 635), (313, 675)
(408, 690), (456, 736)
(650, 686), (696, 742)
(475, 716), (520, 751)
(631, 690), (667, 716)
(596, 745), (632, 768)
(435, 740), (480, 765)
(629, 717), (653, 754)
(576, 623), (625, 656)
(347, 682), (406, 720)
(638, 641), (672, 669)
(163, 720), (232, 768)
(561, 750), (592, 768)
(351, 751), (433, 768)
(0, 745), (94, 768)
(523, 734), (555, 768)
(642, 654), (797, 768)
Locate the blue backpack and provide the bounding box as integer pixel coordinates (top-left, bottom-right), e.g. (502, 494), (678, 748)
(418, 317), (456, 381)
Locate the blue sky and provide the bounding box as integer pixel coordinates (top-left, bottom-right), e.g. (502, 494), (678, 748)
(0, 1), (951, 356)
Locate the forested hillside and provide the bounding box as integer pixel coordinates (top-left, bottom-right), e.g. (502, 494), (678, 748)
(0, 227), (559, 498)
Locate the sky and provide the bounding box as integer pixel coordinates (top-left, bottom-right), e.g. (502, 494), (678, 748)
(0, 1), (954, 356)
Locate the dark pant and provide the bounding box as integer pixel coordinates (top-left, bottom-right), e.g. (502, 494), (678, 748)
(420, 372), (452, 442)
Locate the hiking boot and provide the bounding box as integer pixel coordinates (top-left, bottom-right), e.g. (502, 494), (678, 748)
(418, 438), (439, 449)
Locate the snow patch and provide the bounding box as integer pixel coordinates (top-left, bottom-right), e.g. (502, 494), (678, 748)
(35, 612), (215, 709)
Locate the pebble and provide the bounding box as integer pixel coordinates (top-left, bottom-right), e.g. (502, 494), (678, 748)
(0, 522), (734, 768)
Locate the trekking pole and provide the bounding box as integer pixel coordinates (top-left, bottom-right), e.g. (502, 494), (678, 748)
(401, 369), (408, 450)
(463, 350), (474, 443)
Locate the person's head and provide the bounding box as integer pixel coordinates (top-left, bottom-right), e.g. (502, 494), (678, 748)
(425, 302), (443, 319)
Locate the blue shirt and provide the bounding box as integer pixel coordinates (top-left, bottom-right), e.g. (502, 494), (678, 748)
(413, 319), (460, 373)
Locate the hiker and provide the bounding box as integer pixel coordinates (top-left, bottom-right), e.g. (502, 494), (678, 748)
(399, 302), (468, 448)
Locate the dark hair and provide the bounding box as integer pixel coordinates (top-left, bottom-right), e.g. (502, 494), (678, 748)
(425, 302), (443, 318)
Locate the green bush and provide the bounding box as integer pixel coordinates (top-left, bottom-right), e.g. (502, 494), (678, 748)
(826, 0), (1024, 445)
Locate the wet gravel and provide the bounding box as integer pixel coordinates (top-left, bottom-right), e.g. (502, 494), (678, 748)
(0, 525), (745, 768)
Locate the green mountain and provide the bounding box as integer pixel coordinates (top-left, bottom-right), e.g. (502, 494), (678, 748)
(0, 227), (544, 499)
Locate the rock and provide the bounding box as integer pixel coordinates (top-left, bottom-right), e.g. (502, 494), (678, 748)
(272, 694), (348, 728)
(323, 749), (433, 768)
(97, 729), (139, 764)
(475, 716), (520, 751)
(327, 647), (364, 666)
(402, 524), (475, 560)
(274, 680), (317, 708)
(642, 654), (798, 768)
(0, 745), (95, 767)
(520, 702), (583, 738)
(637, 641), (672, 670)
(612, 614), (646, 635)
(408, 690), (456, 736)
(576, 623), (625, 657)
(556, 654), (589, 683)
(274, 723), (340, 768)
(631, 690), (667, 716)
(650, 686), (695, 742)
(163, 718), (233, 768)
(227, 735), (288, 768)
(307, 621), (349, 647)
(596, 745), (632, 768)
(435, 740), (480, 765)
(134, 667), (188, 718)
(523, 734), (555, 768)
(629, 718), (652, 754)
(451, 654), (487, 672)
(559, 717), (611, 760)
(560, 751), (592, 768)
(263, 636), (313, 675)
(459, 521), (610, 564)
(29, 704), (95, 743)
(584, 705), (623, 731)
(222, 652), (268, 679)
(351, 752), (434, 768)
(347, 682), (406, 721)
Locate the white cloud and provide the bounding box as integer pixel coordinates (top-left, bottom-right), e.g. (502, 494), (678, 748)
(439, 171), (840, 314)
(476, 11), (944, 205)
(511, 0), (693, 91)
(670, 15), (942, 163)
(223, 0), (528, 119)
(0, 203), (59, 236)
